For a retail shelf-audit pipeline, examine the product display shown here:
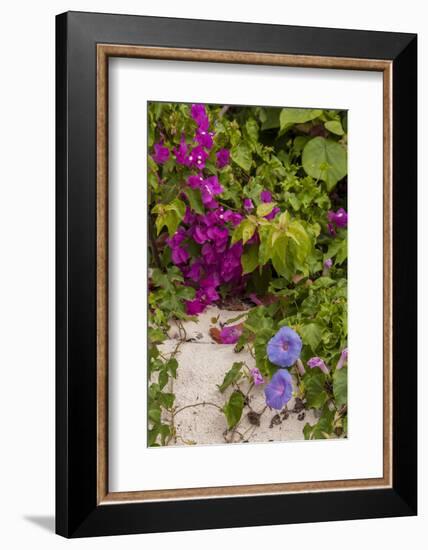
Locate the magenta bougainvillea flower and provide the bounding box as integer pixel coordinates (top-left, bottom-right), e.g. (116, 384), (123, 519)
(250, 367), (264, 385)
(264, 369), (293, 409)
(336, 348), (348, 370)
(186, 299), (206, 315)
(200, 176), (224, 209)
(327, 223), (336, 236)
(173, 134), (188, 165)
(187, 174), (204, 189)
(152, 141), (169, 164)
(216, 148), (230, 168)
(265, 206), (280, 220)
(328, 208), (348, 229)
(187, 145), (209, 170)
(260, 190), (272, 203)
(219, 324), (243, 344)
(171, 246), (189, 265)
(223, 210), (243, 226)
(191, 103), (209, 130)
(243, 198), (254, 211)
(267, 327), (302, 368)
(307, 357), (329, 375)
(195, 129), (214, 149)
(220, 242), (243, 282)
(185, 261), (203, 282)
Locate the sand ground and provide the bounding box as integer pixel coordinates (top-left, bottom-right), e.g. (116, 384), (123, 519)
(159, 306), (317, 446)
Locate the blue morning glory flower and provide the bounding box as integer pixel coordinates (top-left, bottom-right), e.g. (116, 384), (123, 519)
(267, 327), (302, 368)
(264, 369), (293, 410)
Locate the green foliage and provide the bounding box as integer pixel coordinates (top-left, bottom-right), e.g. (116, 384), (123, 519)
(147, 101), (348, 444)
(333, 367), (348, 406)
(302, 137), (347, 191)
(152, 198), (186, 236)
(218, 362), (245, 393)
(223, 391), (245, 429)
(303, 407), (335, 440)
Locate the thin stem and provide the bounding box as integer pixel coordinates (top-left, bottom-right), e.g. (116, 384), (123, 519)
(173, 401), (222, 417)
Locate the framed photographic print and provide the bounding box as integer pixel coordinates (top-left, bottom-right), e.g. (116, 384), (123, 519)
(56, 11), (417, 538)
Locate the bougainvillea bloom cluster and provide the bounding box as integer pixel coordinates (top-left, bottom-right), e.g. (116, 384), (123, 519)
(153, 104), (250, 315)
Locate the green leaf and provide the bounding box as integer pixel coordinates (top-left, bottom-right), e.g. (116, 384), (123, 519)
(333, 367), (347, 406)
(304, 370), (328, 409)
(326, 236), (347, 265)
(218, 362), (244, 393)
(232, 219), (257, 245)
(231, 143), (252, 172)
(256, 202), (275, 217)
(166, 358), (178, 378)
(258, 226), (273, 266)
(245, 119), (259, 144)
(185, 187), (205, 215)
(154, 210), (180, 237)
(300, 323), (323, 352)
(148, 408), (161, 424)
(159, 392), (175, 409)
(167, 198), (186, 219)
(241, 243), (259, 274)
(223, 391), (245, 429)
(260, 107), (281, 130)
(158, 369), (169, 390)
(280, 108), (322, 131)
(302, 137), (347, 190)
(148, 427), (160, 446)
(325, 120), (344, 136)
(303, 408), (335, 440)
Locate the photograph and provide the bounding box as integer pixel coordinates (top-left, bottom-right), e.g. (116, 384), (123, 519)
(147, 101), (348, 447)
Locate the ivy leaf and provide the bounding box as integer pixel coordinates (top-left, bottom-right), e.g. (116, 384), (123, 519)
(218, 362), (244, 393)
(325, 120), (344, 136)
(333, 366), (347, 406)
(148, 427), (160, 446)
(223, 391), (245, 429)
(185, 187), (205, 215)
(148, 408), (161, 424)
(231, 143), (252, 172)
(304, 370), (328, 409)
(302, 137), (347, 190)
(159, 392), (175, 409)
(241, 243), (259, 274)
(166, 358), (178, 378)
(280, 108), (322, 132)
(158, 369), (169, 390)
(300, 323), (323, 352)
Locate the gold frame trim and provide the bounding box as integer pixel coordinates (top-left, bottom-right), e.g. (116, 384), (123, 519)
(96, 44), (393, 505)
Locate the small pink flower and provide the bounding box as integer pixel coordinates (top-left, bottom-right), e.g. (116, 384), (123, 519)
(336, 348), (348, 370)
(250, 367), (264, 385)
(307, 357), (329, 375)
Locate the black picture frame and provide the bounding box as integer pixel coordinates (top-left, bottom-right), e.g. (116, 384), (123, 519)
(56, 10), (417, 538)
